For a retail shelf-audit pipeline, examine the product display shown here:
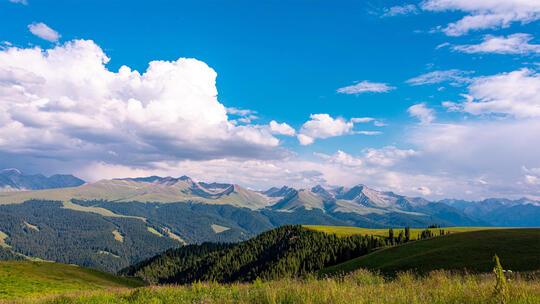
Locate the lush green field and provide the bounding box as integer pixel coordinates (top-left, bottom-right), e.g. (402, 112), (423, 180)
(0, 261), (146, 300)
(320, 228), (540, 276)
(304, 225), (499, 238)
(7, 269), (540, 304)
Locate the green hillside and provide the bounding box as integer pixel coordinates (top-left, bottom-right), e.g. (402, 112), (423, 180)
(320, 228), (540, 276)
(304, 225), (498, 238)
(119, 225), (387, 284)
(0, 261), (146, 300)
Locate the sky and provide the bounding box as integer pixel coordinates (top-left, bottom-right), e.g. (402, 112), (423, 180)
(0, 0), (539, 200)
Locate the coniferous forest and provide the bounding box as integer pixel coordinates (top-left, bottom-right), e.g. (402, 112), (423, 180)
(119, 225), (390, 284)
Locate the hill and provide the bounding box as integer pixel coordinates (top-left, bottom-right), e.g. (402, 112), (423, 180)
(0, 168), (84, 191)
(0, 261), (146, 300)
(320, 228), (540, 276)
(118, 225), (385, 284)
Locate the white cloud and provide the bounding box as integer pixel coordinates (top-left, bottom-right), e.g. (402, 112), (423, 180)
(28, 22), (60, 42)
(269, 120), (295, 136)
(414, 186), (432, 196)
(350, 117), (374, 123)
(0, 40), (284, 168)
(297, 114), (354, 145)
(314, 150), (363, 167)
(297, 134), (315, 146)
(382, 4), (418, 17)
(296, 114), (381, 145)
(337, 80), (395, 94)
(408, 103), (435, 124)
(421, 0), (540, 36)
(436, 42), (451, 49)
(406, 69), (473, 86)
(453, 33), (540, 54)
(460, 68), (540, 117)
(9, 0), (27, 4)
(523, 167), (540, 185)
(408, 119), (540, 198)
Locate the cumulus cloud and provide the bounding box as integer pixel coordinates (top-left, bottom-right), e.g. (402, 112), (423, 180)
(382, 4), (418, 17)
(28, 22), (60, 42)
(297, 114), (380, 145)
(408, 119), (540, 198)
(406, 69), (473, 86)
(227, 108), (258, 124)
(337, 80), (395, 94)
(421, 0), (540, 36)
(408, 103), (435, 124)
(453, 33), (540, 54)
(0, 39), (285, 168)
(269, 120), (295, 136)
(460, 68), (540, 117)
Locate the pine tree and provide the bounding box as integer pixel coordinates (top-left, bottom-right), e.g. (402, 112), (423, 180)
(404, 226), (410, 242)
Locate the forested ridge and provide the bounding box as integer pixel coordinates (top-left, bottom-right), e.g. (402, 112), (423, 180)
(119, 225), (389, 284)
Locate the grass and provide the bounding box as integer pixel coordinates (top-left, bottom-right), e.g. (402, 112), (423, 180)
(0, 231), (10, 248)
(0, 261), (146, 300)
(112, 230), (124, 242)
(320, 228), (540, 276)
(211, 224), (231, 233)
(7, 269), (540, 304)
(304, 225), (499, 239)
(146, 227), (163, 237)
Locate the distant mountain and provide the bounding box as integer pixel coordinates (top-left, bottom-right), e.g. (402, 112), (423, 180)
(0, 175), (273, 209)
(0, 173), (538, 272)
(268, 185), (484, 227)
(441, 198), (540, 227)
(0, 168), (85, 191)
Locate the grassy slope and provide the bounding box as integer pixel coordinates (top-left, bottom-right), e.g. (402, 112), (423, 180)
(304, 225), (498, 238)
(320, 228), (540, 276)
(0, 261), (146, 300)
(14, 270), (540, 304)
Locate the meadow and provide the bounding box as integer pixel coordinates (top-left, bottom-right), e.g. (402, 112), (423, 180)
(0, 262), (146, 300)
(4, 269), (539, 304)
(320, 229), (540, 276)
(304, 225), (499, 238)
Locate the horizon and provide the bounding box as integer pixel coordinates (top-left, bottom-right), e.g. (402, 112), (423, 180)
(2, 167), (539, 203)
(1, 0), (539, 200)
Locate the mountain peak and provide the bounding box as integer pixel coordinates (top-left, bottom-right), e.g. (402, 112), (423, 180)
(0, 168), (22, 175)
(0, 169), (84, 191)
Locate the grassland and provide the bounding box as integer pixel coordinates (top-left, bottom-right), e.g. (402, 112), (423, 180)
(7, 269), (540, 304)
(0, 261), (146, 300)
(320, 228), (540, 276)
(0, 231), (10, 248)
(304, 225), (499, 238)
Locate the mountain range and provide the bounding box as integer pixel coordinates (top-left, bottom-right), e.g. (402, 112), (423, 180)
(1, 171), (538, 228)
(0, 168), (84, 191)
(0, 169), (538, 272)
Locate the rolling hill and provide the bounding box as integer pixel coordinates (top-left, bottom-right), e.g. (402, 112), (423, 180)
(319, 228), (540, 276)
(118, 225), (381, 284)
(0, 261), (146, 300)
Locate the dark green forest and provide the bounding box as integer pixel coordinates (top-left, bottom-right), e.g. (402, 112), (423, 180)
(0, 199), (463, 273)
(119, 225), (390, 284)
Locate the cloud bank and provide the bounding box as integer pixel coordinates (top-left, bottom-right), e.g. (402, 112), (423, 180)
(0, 39), (285, 170)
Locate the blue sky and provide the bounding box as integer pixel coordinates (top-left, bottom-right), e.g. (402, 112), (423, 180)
(1, 0), (539, 200)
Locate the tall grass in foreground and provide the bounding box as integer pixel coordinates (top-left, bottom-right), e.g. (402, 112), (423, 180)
(8, 269), (540, 304)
